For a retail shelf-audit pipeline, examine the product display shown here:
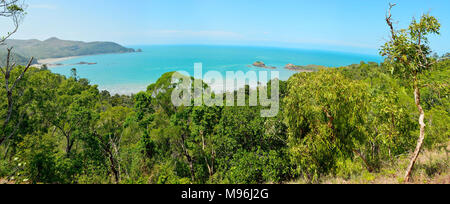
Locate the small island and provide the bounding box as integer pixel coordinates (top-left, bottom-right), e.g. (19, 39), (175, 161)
(78, 61), (98, 65)
(252, 61), (277, 69)
(38, 61), (98, 68)
(285, 64), (328, 72)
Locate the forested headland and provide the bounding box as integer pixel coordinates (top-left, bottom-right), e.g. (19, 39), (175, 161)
(3, 37), (136, 60)
(0, 1), (449, 184)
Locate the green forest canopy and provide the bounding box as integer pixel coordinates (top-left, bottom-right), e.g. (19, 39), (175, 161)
(0, 1), (448, 183)
(0, 57), (448, 183)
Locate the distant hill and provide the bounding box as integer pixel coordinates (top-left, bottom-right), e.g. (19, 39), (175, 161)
(3, 37), (135, 60)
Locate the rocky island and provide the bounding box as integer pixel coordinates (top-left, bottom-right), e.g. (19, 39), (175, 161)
(40, 61), (98, 68)
(78, 61), (98, 65)
(252, 61), (277, 69)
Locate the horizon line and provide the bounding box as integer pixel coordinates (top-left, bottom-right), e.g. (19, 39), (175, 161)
(5, 37), (383, 56)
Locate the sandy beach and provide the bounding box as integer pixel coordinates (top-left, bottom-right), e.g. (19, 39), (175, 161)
(34, 56), (81, 68)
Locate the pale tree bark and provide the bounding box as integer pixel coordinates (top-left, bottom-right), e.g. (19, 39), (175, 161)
(200, 131), (215, 178)
(384, 4), (429, 183)
(96, 132), (122, 184)
(404, 79), (426, 182)
(385, 3), (397, 41)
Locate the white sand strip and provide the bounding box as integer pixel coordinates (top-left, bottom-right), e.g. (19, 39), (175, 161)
(37, 56), (81, 65)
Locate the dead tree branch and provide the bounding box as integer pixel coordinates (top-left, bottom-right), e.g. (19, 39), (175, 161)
(0, 47), (33, 146)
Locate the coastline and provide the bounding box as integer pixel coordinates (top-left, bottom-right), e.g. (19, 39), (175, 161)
(37, 56), (81, 65)
(33, 51), (137, 68)
(33, 56), (81, 68)
(41, 46), (381, 95)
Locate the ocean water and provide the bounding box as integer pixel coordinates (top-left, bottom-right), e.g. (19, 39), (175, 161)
(50, 45), (382, 95)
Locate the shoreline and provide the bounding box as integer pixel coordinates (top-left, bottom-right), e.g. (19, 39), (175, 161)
(33, 51), (137, 68)
(37, 56), (81, 64)
(34, 56), (81, 68)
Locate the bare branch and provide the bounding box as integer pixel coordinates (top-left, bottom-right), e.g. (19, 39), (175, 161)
(0, 0), (27, 147)
(11, 56), (33, 91)
(0, 0), (25, 45)
(386, 3), (397, 40)
(6, 47), (11, 73)
(0, 15), (19, 45)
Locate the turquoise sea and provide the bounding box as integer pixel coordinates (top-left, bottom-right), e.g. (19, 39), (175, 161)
(50, 45), (382, 95)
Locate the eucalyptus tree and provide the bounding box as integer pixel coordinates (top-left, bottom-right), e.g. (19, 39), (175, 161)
(380, 4), (441, 182)
(284, 70), (370, 181)
(189, 105), (222, 180)
(46, 77), (99, 156)
(94, 106), (131, 184)
(0, 0), (30, 146)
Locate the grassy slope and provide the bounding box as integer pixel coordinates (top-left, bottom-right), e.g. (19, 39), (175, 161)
(290, 142), (449, 184)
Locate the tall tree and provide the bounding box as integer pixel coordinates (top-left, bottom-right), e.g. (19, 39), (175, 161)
(0, 49), (32, 146)
(94, 106), (131, 184)
(284, 70), (369, 181)
(0, 0), (30, 146)
(380, 4), (441, 182)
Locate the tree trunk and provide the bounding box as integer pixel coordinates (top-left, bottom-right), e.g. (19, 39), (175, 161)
(108, 151), (120, 184)
(65, 135), (74, 156)
(201, 132), (214, 178)
(204, 156), (213, 178)
(100, 141), (120, 184)
(0, 137), (5, 147)
(4, 91), (13, 127)
(353, 150), (374, 173)
(181, 134), (195, 182)
(404, 84), (426, 182)
(186, 153), (195, 182)
(323, 107), (335, 141)
(1, 50), (33, 147)
(2, 141), (10, 159)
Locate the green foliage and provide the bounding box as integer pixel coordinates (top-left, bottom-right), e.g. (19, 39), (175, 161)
(1, 3), (447, 184)
(150, 161), (191, 184)
(0, 57), (448, 184)
(380, 9), (445, 181)
(381, 13), (440, 79)
(7, 4), (24, 12)
(421, 60), (450, 148)
(223, 149), (290, 184)
(284, 70), (370, 180)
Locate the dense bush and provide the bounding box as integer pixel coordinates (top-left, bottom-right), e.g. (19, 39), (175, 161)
(0, 58), (448, 183)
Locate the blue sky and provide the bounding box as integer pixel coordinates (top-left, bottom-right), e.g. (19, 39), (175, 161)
(1, 0), (449, 55)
